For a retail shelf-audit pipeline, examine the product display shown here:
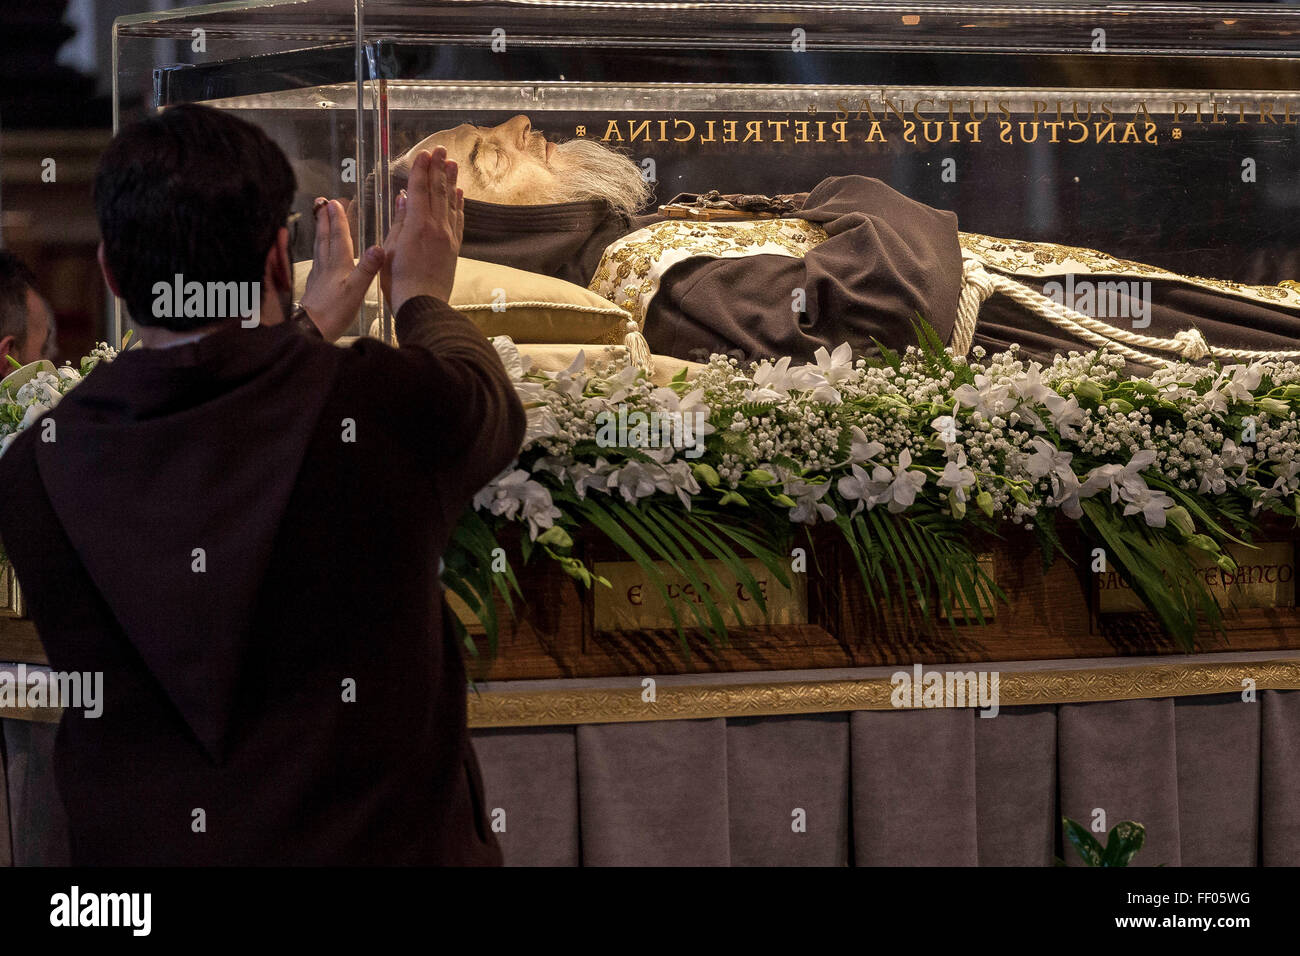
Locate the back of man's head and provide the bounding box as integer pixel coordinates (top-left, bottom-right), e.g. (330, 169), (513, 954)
(0, 250), (38, 353)
(94, 103), (296, 330)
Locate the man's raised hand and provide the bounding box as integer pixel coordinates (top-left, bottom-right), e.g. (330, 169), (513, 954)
(382, 147), (463, 312)
(299, 197), (384, 342)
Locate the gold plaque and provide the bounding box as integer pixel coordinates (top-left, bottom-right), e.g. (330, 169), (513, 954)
(1098, 541), (1296, 614)
(594, 559), (807, 631)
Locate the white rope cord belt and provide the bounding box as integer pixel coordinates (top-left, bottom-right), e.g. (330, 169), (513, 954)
(952, 256), (1300, 368)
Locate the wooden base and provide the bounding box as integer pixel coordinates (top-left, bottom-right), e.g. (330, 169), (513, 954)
(5, 523), (1298, 682)
(465, 522), (1300, 681)
(0, 612), (45, 666)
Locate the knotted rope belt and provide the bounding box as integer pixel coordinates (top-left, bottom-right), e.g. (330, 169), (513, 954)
(953, 256), (1300, 368)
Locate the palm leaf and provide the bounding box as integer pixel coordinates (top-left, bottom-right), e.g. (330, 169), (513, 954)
(614, 501), (731, 641)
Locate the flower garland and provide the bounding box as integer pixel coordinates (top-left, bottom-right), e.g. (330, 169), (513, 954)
(6, 328), (1296, 651)
(453, 323), (1300, 650)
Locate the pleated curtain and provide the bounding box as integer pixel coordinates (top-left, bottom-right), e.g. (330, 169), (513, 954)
(3, 691), (1298, 865)
(471, 690), (1300, 866)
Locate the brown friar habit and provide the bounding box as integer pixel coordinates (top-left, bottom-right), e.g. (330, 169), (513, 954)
(459, 175), (1300, 371)
(0, 297), (525, 865)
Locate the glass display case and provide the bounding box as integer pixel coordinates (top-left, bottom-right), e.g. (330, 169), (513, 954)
(112, 0), (1300, 354)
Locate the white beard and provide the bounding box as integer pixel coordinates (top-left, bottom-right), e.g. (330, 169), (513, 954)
(545, 138), (653, 217)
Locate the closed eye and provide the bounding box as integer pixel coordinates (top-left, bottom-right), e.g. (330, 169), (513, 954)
(471, 139), (507, 180)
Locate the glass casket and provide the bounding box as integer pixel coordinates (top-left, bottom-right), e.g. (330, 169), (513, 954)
(109, 1), (1300, 675)
(113, 0), (1300, 353)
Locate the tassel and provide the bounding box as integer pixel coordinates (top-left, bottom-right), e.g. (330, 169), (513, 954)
(623, 319), (654, 376)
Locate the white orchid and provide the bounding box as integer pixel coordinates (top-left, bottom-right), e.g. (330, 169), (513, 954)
(848, 425), (885, 464)
(607, 460), (662, 503)
(472, 468), (563, 539)
(1219, 363), (1264, 404)
(523, 406), (562, 444)
(1043, 393), (1086, 439)
(1198, 438), (1251, 495)
(1013, 362), (1053, 405)
(571, 459), (616, 499)
(952, 373), (1016, 417)
(935, 447), (977, 503)
(837, 463), (891, 516)
(748, 355), (828, 401)
(806, 344), (852, 402)
(1077, 449), (1159, 508)
(491, 336), (526, 381)
(534, 456), (614, 499)
(875, 448), (927, 513)
(654, 460), (701, 509)
(1121, 483), (1176, 527)
(547, 350), (589, 399)
(1199, 388), (1230, 417)
(930, 414), (958, 447)
(785, 476), (837, 524)
(1025, 437), (1075, 485)
(1267, 459), (1300, 499)
(812, 343), (855, 384)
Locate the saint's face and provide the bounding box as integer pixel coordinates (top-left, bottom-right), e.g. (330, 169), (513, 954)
(394, 114), (558, 205)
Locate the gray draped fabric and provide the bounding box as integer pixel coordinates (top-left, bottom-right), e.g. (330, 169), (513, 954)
(851, 708), (978, 865)
(726, 715), (851, 866)
(4, 690), (1299, 866)
(1175, 695), (1260, 867)
(1, 720), (69, 866)
(1261, 691), (1300, 866)
(470, 726), (580, 867)
(974, 705), (1057, 866)
(1058, 698), (1184, 867)
(475, 691), (1298, 866)
(576, 718), (731, 866)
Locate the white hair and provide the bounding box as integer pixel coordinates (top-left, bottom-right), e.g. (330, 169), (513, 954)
(546, 138), (653, 217)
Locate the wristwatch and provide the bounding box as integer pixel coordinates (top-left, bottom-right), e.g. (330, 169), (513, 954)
(290, 303), (324, 339)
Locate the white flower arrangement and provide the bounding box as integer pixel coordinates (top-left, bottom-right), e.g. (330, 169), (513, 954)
(480, 335), (1300, 537)
(10, 327), (1296, 650)
(454, 329), (1300, 649)
(0, 343), (119, 457)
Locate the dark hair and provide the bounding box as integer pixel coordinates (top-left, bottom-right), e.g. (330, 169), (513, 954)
(93, 103), (296, 330)
(0, 250), (38, 349)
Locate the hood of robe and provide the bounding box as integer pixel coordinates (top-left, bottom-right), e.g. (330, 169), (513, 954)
(33, 321), (341, 762)
(459, 196), (653, 287)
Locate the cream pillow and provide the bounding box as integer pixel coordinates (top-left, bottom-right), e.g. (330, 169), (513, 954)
(292, 257), (629, 344)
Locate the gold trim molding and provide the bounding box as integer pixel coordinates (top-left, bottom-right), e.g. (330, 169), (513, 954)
(467, 658), (1300, 728)
(6, 659), (1297, 727)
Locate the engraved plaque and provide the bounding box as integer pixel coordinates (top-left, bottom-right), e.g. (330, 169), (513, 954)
(594, 559), (807, 631)
(1098, 541), (1296, 614)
